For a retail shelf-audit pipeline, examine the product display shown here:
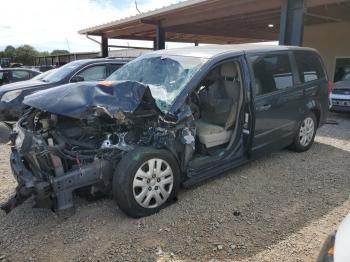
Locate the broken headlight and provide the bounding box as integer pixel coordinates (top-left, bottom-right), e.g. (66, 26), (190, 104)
(1, 90), (22, 103)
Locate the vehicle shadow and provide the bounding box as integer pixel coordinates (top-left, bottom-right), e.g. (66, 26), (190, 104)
(0, 141), (349, 261)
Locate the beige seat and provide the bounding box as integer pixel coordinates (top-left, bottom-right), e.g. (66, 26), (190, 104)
(196, 63), (240, 148)
(195, 121), (233, 148)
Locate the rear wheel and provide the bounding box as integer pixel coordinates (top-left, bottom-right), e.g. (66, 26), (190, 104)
(113, 147), (180, 218)
(290, 113), (317, 152)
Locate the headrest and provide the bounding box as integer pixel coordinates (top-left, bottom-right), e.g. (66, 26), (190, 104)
(221, 63), (238, 78)
(206, 67), (221, 81)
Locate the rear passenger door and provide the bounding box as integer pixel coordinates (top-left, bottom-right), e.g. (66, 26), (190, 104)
(250, 52), (304, 155)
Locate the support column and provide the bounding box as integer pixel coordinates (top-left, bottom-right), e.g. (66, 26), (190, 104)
(101, 36), (109, 57)
(279, 0), (305, 46)
(154, 25), (166, 50)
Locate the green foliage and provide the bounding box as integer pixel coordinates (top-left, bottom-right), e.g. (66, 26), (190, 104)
(1, 45), (68, 66)
(15, 45), (39, 65)
(4, 45), (16, 59)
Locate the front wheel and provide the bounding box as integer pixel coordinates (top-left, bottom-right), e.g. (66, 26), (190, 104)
(113, 147), (180, 218)
(290, 113), (317, 152)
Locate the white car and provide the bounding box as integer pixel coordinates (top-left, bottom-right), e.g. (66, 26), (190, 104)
(317, 212), (350, 262)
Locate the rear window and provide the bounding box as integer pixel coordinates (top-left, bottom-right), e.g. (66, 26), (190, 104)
(294, 51), (325, 83)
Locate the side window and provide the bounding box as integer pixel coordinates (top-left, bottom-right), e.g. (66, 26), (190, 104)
(0, 71), (10, 84)
(78, 65), (107, 81)
(251, 53), (293, 96)
(109, 64), (122, 75)
(295, 51), (325, 83)
(12, 70), (31, 81)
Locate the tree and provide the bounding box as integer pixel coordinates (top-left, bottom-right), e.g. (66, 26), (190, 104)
(4, 45), (16, 59)
(51, 49), (69, 55)
(15, 45), (38, 65)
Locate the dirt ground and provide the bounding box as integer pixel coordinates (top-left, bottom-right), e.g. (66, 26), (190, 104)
(0, 112), (349, 262)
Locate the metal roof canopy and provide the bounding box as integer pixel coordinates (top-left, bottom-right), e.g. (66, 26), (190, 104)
(79, 0), (350, 49)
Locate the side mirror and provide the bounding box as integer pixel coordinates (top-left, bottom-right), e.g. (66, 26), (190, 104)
(71, 75), (85, 83)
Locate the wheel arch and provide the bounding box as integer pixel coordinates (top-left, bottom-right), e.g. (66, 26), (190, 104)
(305, 99), (321, 127)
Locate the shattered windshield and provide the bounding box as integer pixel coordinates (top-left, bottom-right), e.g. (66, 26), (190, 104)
(107, 55), (207, 112)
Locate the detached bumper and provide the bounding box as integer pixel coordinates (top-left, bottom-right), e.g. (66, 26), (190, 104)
(0, 147), (52, 213)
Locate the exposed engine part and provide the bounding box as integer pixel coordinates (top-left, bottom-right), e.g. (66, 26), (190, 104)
(101, 133), (134, 151)
(7, 96), (197, 213)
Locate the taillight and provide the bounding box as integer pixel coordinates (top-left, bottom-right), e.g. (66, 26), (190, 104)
(328, 80), (332, 97)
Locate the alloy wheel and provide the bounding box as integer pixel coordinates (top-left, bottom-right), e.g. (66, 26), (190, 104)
(299, 117), (315, 147)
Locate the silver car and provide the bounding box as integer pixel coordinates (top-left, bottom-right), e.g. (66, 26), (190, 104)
(330, 71), (350, 113)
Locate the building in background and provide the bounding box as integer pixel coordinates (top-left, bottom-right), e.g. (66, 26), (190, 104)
(79, 0), (350, 81)
(35, 48), (151, 67)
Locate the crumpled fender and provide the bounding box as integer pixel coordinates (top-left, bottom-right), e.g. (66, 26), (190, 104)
(23, 80), (157, 119)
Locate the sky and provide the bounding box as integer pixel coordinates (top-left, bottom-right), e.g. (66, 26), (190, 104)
(0, 0), (189, 53)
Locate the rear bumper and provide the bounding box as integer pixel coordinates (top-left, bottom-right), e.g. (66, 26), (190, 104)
(330, 105), (350, 113)
(330, 93), (350, 113)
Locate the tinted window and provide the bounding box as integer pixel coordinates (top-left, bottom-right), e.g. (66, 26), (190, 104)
(12, 70), (31, 81)
(295, 51), (325, 83)
(251, 53), (293, 96)
(79, 65), (107, 81)
(343, 72), (350, 81)
(0, 71), (10, 84)
(109, 64), (122, 75)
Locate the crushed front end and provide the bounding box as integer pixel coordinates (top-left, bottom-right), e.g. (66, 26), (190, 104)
(1, 81), (195, 214)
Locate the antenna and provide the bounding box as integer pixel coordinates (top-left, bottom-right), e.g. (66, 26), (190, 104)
(135, 0), (142, 14)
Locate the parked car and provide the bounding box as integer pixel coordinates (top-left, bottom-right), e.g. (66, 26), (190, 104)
(30, 68), (57, 81)
(0, 44), (329, 218)
(0, 68), (40, 86)
(317, 212), (350, 262)
(0, 58), (131, 142)
(330, 72), (350, 113)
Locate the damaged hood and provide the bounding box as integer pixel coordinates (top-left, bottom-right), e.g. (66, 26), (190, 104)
(23, 81), (157, 119)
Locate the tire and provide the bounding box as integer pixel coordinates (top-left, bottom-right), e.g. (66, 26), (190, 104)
(113, 147), (180, 218)
(290, 113), (317, 152)
(0, 122), (11, 144)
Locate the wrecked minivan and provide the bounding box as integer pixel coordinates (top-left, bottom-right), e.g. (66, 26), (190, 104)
(2, 45), (329, 218)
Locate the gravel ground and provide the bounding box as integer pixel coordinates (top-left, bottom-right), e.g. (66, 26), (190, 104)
(0, 112), (349, 262)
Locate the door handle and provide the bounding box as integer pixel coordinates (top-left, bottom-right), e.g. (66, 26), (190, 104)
(257, 104), (271, 111)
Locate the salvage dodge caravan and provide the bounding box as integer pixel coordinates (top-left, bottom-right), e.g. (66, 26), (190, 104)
(1, 45), (329, 218)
